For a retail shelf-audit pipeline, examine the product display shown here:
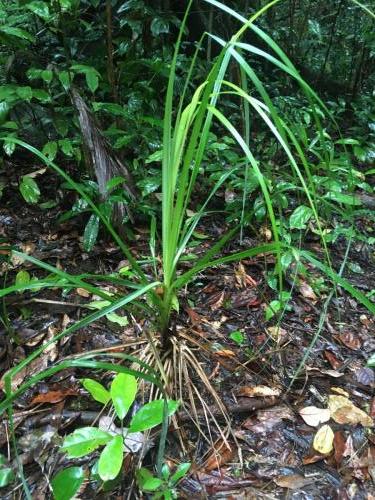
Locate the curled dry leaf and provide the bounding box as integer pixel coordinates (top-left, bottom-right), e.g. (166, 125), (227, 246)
(299, 406), (331, 427)
(76, 287), (91, 298)
(31, 388), (79, 405)
(234, 262), (257, 288)
(324, 350), (342, 370)
(299, 282), (317, 301)
(238, 385), (281, 397)
(313, 424), (334, 455)
(207, 290), (225, 311)
(330, 387), (349, 397)
(337, 332), (362, 351)
(328, 395), (373, 427)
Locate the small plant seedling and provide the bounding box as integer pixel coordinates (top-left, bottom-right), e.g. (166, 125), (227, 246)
(229, 330), (245, 346)
(137, 461), (191, 499)
(51, 374), (179, 499)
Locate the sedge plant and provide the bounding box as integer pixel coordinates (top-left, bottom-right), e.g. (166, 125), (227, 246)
(1, 0), (375, 433)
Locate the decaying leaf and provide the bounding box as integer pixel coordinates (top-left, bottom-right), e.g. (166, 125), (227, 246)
(207, 290), (225, 311)
(274, 474), (312, 489)
(336, 332), (362, 350)
(328, 395), (373, 427)
(330, 387), (349, 397)
(299, 282), (317, 301)
(238, 385), (281, 397)
(299, 406), (331, 427)
(313, 424), (334, 454)
(203, 439), (235, 472)
(234, 262), (257, 288)
(266, 326), (287, 343)
(324, 350), (342, 370)
(31, 388), (79, 405)
(355, 367), (374, 387)
(76, 287), (91, 297)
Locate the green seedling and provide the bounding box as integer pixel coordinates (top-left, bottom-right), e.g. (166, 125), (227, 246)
(51, 373), (178, 499)
(137, 461), (191, 500)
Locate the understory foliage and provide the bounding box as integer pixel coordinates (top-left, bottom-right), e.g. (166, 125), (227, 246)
(0, 0), (374, 497)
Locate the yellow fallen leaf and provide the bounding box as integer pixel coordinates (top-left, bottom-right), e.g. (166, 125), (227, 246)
(330, 387), (349, 397)
(299, 406), (331, 427)
(328, 395), (373, 427)
(313, 424), (334, 454)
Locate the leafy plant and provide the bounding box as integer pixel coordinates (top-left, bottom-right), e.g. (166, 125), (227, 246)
(137, 462), (191, 500)
(52, 372), (178, 497)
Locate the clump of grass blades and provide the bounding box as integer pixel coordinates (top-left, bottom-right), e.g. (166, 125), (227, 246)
(1, 0), (375, 439)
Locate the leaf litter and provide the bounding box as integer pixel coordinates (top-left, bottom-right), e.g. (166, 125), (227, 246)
(0, 172), (375, 498)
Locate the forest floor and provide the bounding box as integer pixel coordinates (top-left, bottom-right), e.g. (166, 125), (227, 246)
(0, 161), (374, 499)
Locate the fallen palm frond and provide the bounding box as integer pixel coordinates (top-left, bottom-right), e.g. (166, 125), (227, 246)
(71, 88), (137, 226)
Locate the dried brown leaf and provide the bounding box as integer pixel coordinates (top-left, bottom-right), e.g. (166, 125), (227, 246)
(299, 282), (317, 301)
(274, 474), (312, 489)
(204, 439), (235, 472)
(238, 385), (281, 397)
(328, 395), (373, 427)
(31, 388), (78, 405)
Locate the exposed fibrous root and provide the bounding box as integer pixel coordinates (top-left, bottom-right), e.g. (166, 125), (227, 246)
(133, 331), (232, 449)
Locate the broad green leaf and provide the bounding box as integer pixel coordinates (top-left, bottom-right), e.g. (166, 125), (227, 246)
(0, 467), (14, 488)
(324, 191), (362, 206)
(98, 435), (124, 482)
(32, 89), (50, 102)
(60, 0), (73, 10)
(137, 468), (163, 492)
(54, 117), (69, 137)
(59, 139), (74, 156)
(41, 69), (53, 84)
(51, 466), (85, 500)
(229, 331), (244, 345)
(265, 299), (282, 321)
(106, 312), (128, 326)
(289, 205), (313, 229)
(335, 138), (360, 145)
(151, 18), (169, 36)
(171, 462), (191, 484)
(81, 378), (110, 405)
(129, 400), (179, 433)
(87, 299), (129, 326)
(86, 71), (99, 93)
(19, 176), (40, 204)
(0, 102), (9, 123)
(0, 26), (34, 43)
(27, 1), (50, 20)
(83, 214), (99, 252)
(4, 138), (16, 156)
(58, 71), (71, 91)
(16, 86), (33, 101)
(15, 270), (30, 289)
(106, 176), (125, 192)
(61, 427), (112, 458)
(110, 373), (137, 420)
(42, 141), (58, 160)
(27, 68), (43, 80)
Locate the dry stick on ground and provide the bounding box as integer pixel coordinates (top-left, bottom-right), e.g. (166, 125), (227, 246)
(70, 88), (137, 228)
